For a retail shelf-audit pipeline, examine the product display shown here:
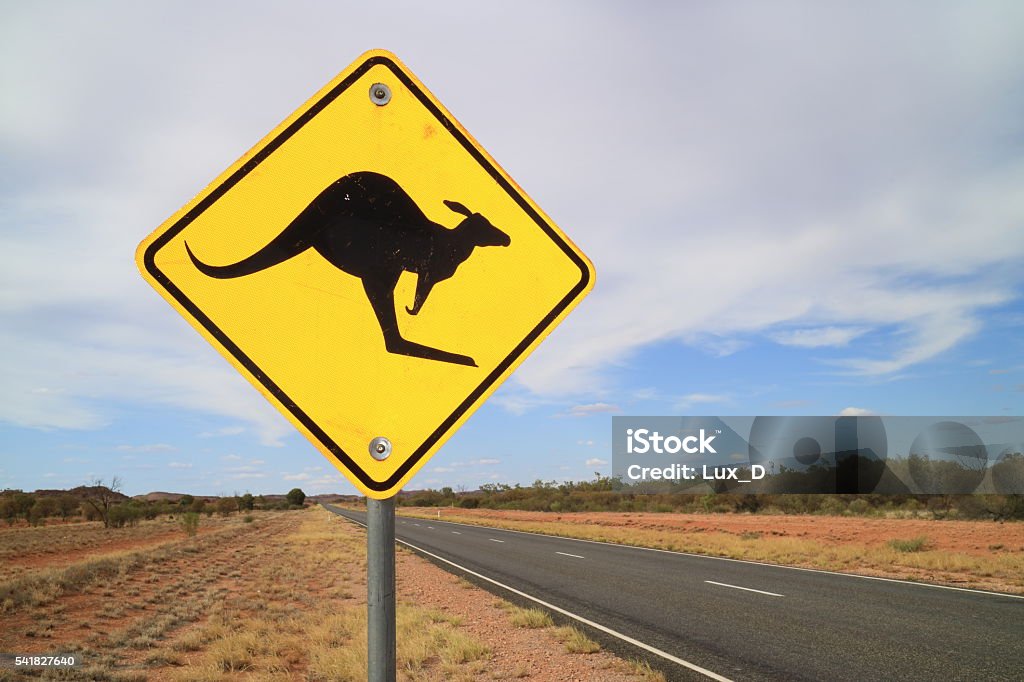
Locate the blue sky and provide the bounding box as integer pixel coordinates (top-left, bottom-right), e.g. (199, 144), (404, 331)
(2, 2), (1023, 497)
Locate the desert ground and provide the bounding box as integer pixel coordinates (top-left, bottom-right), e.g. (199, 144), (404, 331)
(399, 507), (1024, 594)
(0, 508), (662, 681)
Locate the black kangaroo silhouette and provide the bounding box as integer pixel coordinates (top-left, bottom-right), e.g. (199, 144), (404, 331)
(185, 171), (510, 367)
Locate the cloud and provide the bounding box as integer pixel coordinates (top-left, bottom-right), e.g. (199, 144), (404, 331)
(576, 440), (595, 446)
(116, 443), (175, 453)
(167, 462), (192, 469)
(222, 454), (242, 461)
(432, 467), (455, 473)
(469, 458), (500, 466)
(675, 394), (729, 410)
(585, 458), (608, 467)
(770, 327), (869, 348)
(198, 426), (245, 438)
(282, 472), (311, 481)
(838, 407), (876, 416)
(565, 403), (620, 417)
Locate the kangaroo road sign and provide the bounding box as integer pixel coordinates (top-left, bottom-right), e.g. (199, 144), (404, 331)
(136, 50), (595, 498)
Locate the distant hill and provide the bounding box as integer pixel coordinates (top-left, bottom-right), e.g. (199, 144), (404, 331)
(132, 492), (218, 503)
(308, 494), (362, 504)
(33, 486), (131, 502)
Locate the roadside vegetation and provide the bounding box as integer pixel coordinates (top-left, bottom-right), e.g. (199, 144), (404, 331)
(396, 476), (1024, 521)
(0, 506), (660, 680)
(496, 602), (663, 679)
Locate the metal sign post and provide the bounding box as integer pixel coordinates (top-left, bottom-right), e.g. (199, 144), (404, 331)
(367, 496), (396, 681)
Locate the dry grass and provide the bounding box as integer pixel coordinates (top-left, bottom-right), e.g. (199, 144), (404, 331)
(0, 517), (254, 613)
(1, 507), (669, 680)
(399, 510), (1024, 592)
(507, 606), (554, 629)
(553, 625), (601, 654)
(158, 509), (492, 681)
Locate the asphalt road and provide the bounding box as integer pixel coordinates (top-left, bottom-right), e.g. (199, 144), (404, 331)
(324, 505), (1023, 681)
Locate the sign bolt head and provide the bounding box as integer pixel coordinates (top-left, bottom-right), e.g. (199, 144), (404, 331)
(370, 83), (392, 106)
(369, 436), (393, 460)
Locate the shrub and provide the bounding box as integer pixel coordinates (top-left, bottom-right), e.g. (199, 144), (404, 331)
(181, 512), (200, 537)
(889, 536), (929, 553)
(108, 504), (142, 528)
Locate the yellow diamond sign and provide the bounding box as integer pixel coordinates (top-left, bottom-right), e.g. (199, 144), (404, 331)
(136, 50), (594, 498)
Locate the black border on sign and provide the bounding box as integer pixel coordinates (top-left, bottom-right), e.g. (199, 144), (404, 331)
(143, 56), (591, 492)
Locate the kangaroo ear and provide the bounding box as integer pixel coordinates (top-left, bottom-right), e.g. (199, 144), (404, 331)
(444, 200), (473, 217)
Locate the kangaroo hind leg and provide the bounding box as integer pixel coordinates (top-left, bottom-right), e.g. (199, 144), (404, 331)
(361, 276), (477, 367)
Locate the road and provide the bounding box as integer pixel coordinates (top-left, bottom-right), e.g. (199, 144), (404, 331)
(324, 505), (1023, 681)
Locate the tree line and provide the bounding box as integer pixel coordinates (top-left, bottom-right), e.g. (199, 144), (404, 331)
(0, 480), (308, 528)
(396, 476), (1024, 521)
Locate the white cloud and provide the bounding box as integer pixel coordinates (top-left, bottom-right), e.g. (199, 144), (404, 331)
(116, 443), (175, 453)
(222, 454), (242, 461)
(469, 458), (500, 466)
(199, 426), (245, 438)
(167, 462), (192, 469)
(565, 403), (620, 417)
(770, 327), (869, 348)
(585, 458), (608, 467)
(282, 472), (311, 481)
(675, 394), (730, 410)
(838, 407), (876, 416)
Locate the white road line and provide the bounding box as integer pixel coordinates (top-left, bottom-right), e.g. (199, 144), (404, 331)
(427, 526), (435, 529)
(332, 508), (732, 681)
(489, 538), (505, 543)
(413, 523), (420, 526)
(705, 580), (783, 597)
(451, 531), (461, 535)
(556, 551), (585, 559)
(404, 515), (1024, 600)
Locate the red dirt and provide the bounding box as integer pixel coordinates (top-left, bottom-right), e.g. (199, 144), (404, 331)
(421, 508), (1024, 557)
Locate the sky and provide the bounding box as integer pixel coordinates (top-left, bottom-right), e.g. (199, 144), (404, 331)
(2, 1), (1023, 497)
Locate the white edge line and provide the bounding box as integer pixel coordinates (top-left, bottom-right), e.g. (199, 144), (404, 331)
(451, 531), (461, 535)
(395, 514), (1024, 600)
(705, 580), (783, 597)
(489, 538), (505, 543)
(331, 511), (731, 682)
(556, 551), (585, 559)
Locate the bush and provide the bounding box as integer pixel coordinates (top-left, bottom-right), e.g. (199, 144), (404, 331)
(286, 488), (306, 507)
(889, 536), (929, 553)
(847, 498), (871, 516)
(214, 497), (236, 517)
(181, 512), (200, 537)
(108, 504), (142, 528)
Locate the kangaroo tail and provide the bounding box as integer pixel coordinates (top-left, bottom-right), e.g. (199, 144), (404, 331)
(185, 218), (317, 279)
